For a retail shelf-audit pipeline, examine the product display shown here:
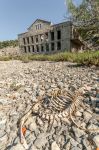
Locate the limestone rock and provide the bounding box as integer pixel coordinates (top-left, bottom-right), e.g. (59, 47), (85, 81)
(83, 111), (92, 121)
(51, 141), (60, 150)
(63, 141), (71, 150)
(10, 143), (25, 150)
(31, 145), (38, 150)
(34, 137), (48, 149)
(93, 135), (99, 147)
(72, 127), (86, 139)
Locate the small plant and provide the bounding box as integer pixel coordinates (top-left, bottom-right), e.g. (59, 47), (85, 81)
(0, 51), (99, 66)
(0, 56), (12, 61)
(10, 82), (22, 91)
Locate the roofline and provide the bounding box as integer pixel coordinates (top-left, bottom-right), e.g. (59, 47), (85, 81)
(35, 19), (51, 24)
(18, 32), (28, 37)
(27, 19), (51, 30)
(18, 20), (73, 37)
(51, 21), (72, 27)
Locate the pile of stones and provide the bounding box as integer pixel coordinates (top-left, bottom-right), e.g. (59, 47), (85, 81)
(0, 46), (20, 56)
(0, 60), (98, 150)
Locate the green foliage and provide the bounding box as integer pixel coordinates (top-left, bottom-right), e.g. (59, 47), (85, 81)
(65, 0), (99, 22)
(0, 40), (18, 49)
(10, 82), (22, 91)
(65, 0), (99, 49)
(0, 51), (98, 66)
(0, 56), (12, 61)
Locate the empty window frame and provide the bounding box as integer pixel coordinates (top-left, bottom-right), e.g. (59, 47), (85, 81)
(27, 37), (29, 44)
(45, 33), (48, 41)
(37, 25), (39, 29)
(36, 25), (38, 30)
(51, 43), (54, 51)
(57, 41), (61, 50)
(57, 30), (61, 40)
(36, 45), (39, 52)
(31, 36), (34, 43)
(24, 46), (27, 53)
(36, 24), (41, 30)
(39, 24), (41, 29)
(32, 45), (34, 52)
(28, 46), (31, 52)
(23, 38), (26, 45)
(35, 36), (38, 43)
(51, 32), (54, 41)
(46, 43), (49, 51)
(41, 45), (44, 52)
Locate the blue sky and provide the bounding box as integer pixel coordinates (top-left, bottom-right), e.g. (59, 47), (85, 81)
(0, 0), (82, 41)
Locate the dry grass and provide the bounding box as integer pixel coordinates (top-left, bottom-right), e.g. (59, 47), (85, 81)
(0, 51), (99, 66)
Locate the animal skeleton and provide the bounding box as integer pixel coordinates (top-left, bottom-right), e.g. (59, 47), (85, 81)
(19, 88), (99, 149)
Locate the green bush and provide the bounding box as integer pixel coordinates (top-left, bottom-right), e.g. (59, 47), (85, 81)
(0, 51), (99, 66)
(0, 40), (18, 49)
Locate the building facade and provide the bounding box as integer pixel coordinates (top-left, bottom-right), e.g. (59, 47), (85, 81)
(18, 19), (84, 54)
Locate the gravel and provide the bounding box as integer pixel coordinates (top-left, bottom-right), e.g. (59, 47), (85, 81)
(0, 60), (99, 150)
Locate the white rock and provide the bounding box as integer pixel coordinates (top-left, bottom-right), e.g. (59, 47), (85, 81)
(64, 141), (71, 150)
(0, 134), (7, 142)
(51, 141), (60, 150)
(27, 117), (37, 131)
(75, 111), (82, 117)
(87, 124), (99, 131)
(93, 135), (99, 147)
(0, 99), (10, 105)
(0, 119), (6, 125)
(34, 137), (48, 149)
(10, 143), (25, 150)
(31, 145), (38, 150)
(83, 111), (92, 121)
(70, 138), (78, 147)
(29, 122), (37, 131)
(72, 127), (85, 138)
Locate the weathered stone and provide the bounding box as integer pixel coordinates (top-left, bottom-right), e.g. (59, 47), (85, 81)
(83, 139), (92, 150)
(83, 111), (92, 122)
(70, 138), (78, 147)
(0, 99), (10, 105)
(0, 134), (8, 149)
(36, 117), (43, 126)
(28, 122), (37, 131)
(25, 131), (36, 144)
(0, 119), (6, 128)
(31, 145), (38, 150)
(87, 123), (98, 131)
(72, 127), (86, 139)
(55, 135), (65, 146)
(13, 137), (20, 144)
(10, 143), (25, 150)
(51, 141), (60, 150)
(0, 61), (98, 150)
(63, 141), (71, 150)
(93, 135), (99, 147)
(0, 133), (7, 142)
(71, 146), (81, 150)
(34, 137), (48, 149)
(75, 111), (82, 117)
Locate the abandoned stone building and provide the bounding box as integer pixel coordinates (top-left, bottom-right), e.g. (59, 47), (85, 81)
(18, 19), (84, 54)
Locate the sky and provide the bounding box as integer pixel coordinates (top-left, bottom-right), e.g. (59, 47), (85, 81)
(0, 0), (82, 41)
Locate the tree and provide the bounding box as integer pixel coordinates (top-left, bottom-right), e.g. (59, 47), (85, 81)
(0, 40), (18, 49)
(65, 0), (99, 49)
(65, 0), (99, 25)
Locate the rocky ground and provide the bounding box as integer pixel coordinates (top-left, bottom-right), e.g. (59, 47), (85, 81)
(0, 60), (99, 150)
(0, 46), (20, 56)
